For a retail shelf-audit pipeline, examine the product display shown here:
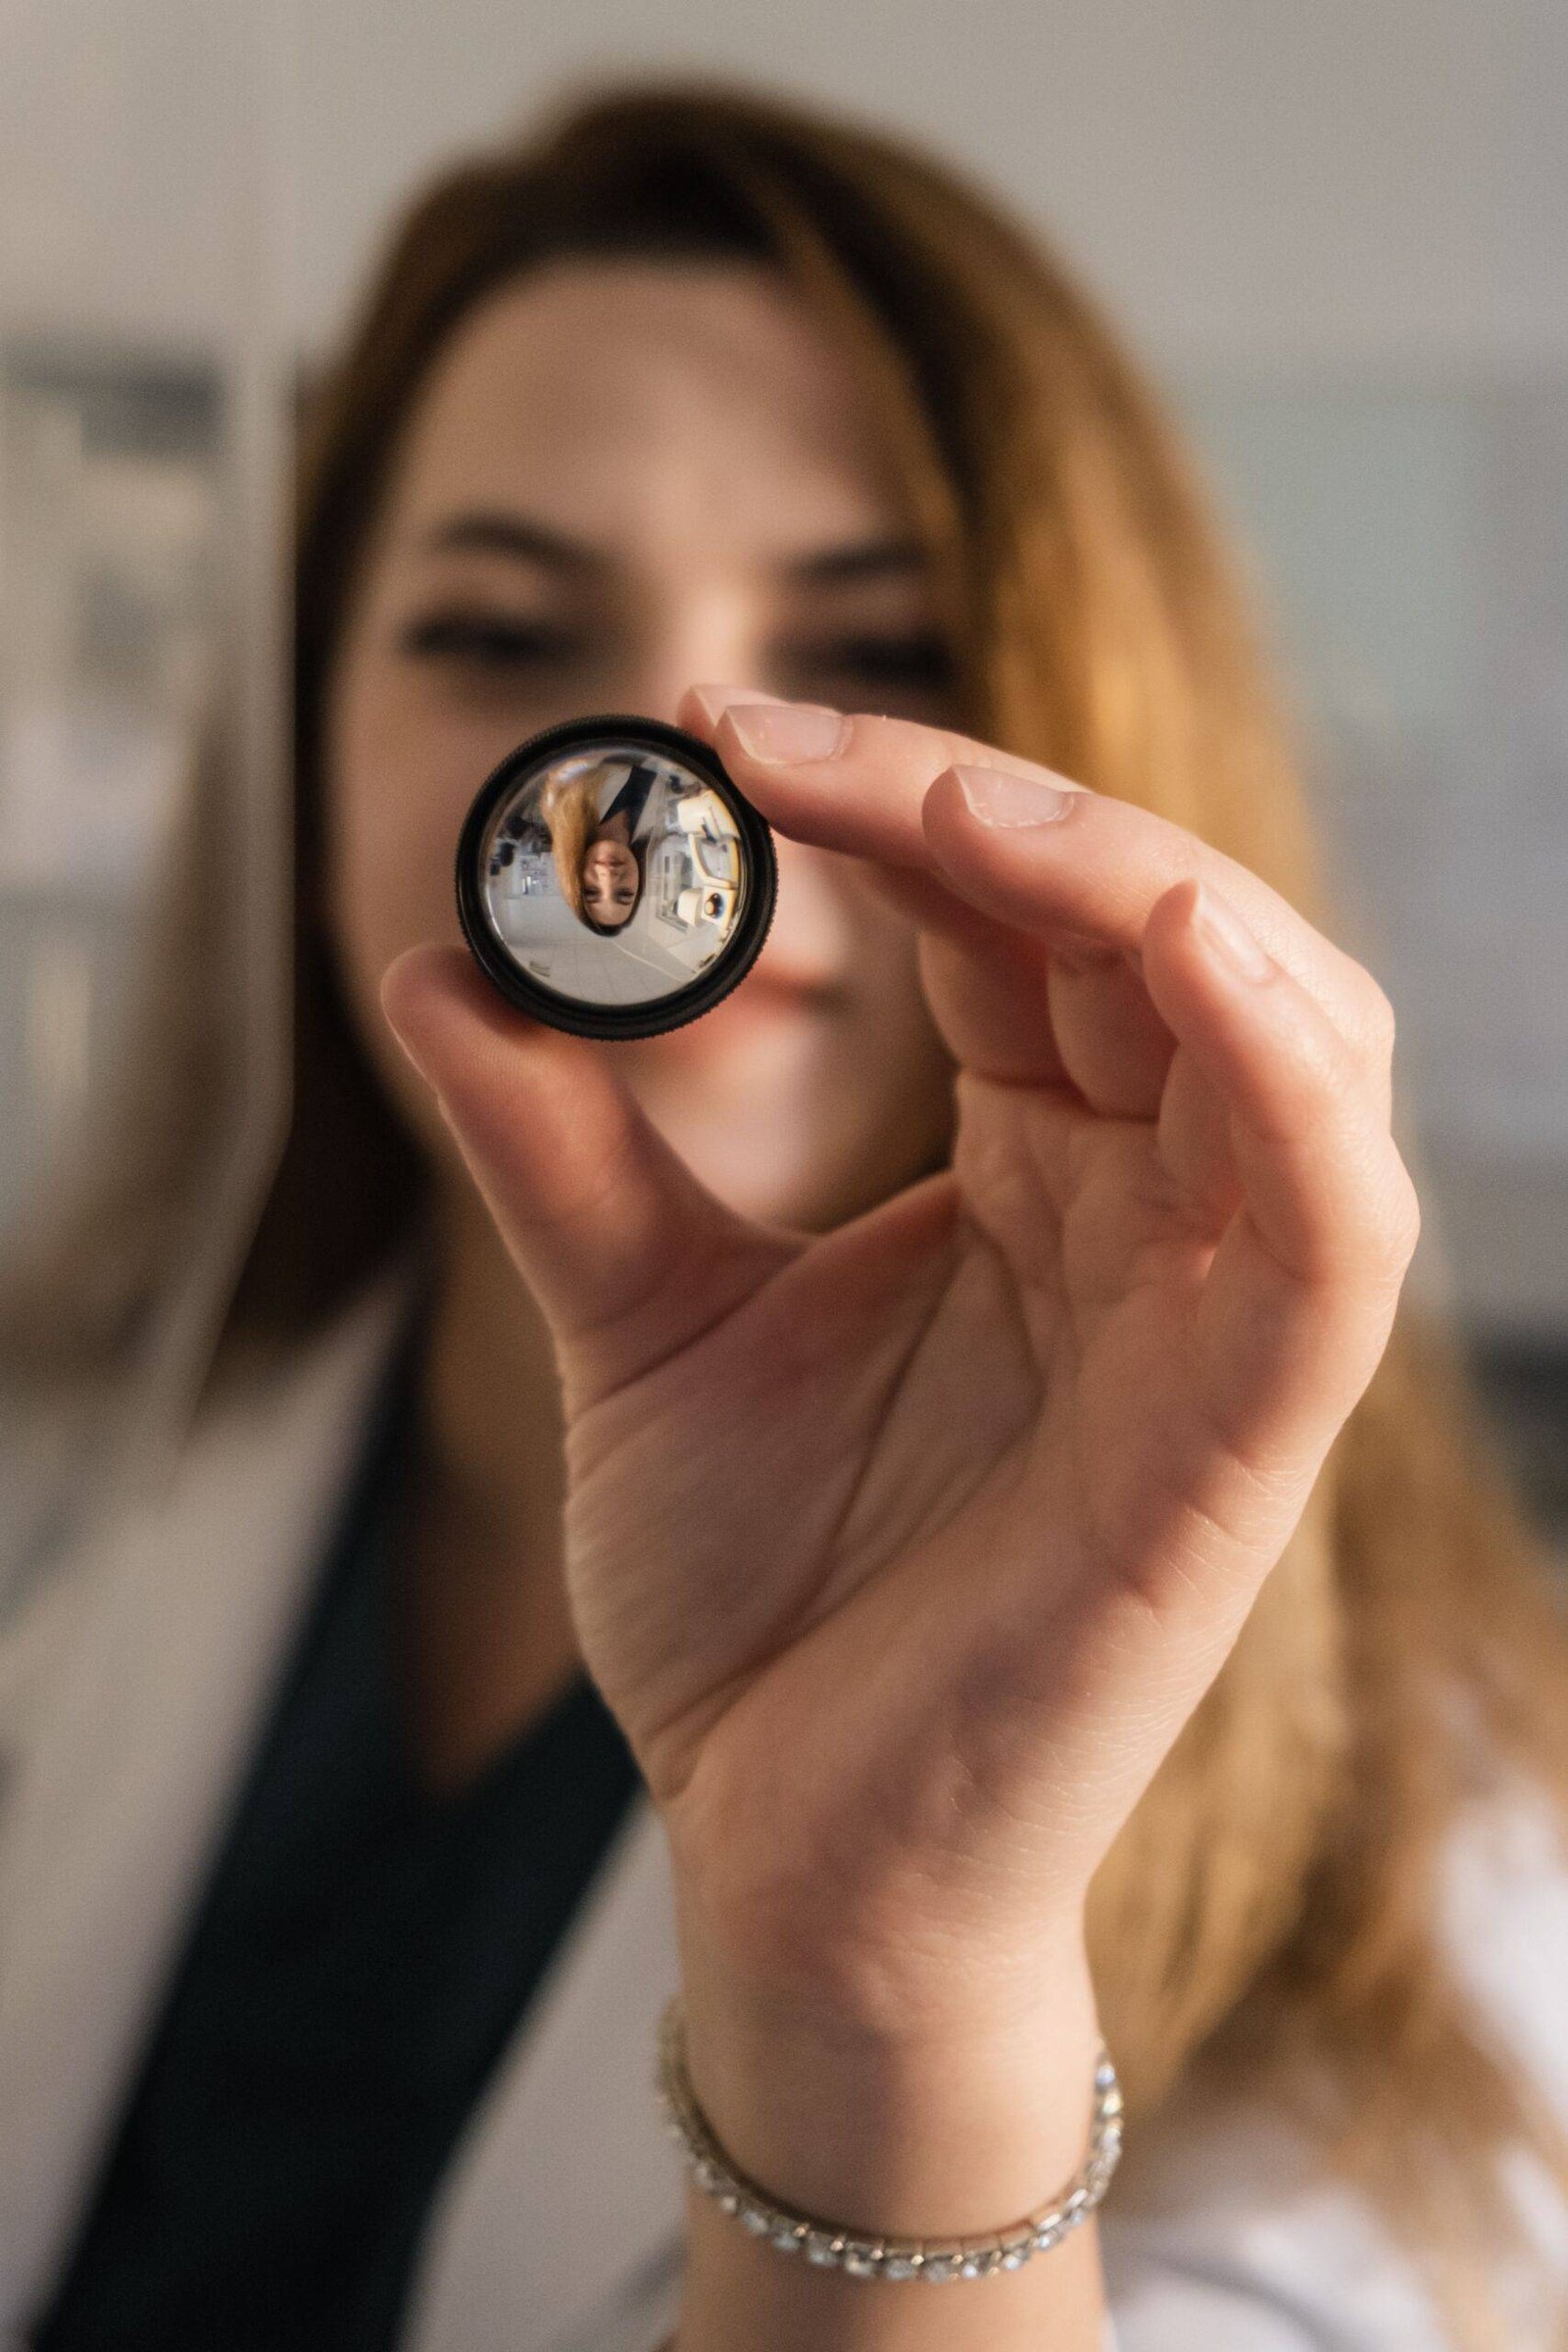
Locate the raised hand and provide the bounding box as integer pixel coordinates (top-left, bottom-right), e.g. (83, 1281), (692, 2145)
(381, 686), (1420, 2050)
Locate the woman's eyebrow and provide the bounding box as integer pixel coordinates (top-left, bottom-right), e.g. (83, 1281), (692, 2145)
(782, 536), (927, 586)
(416, 512), (927, 587)
(417, 511), (606, 572)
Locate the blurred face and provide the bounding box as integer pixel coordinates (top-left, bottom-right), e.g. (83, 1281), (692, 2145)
(580, 831), (639, 930)
(325, 256), (956, 1229)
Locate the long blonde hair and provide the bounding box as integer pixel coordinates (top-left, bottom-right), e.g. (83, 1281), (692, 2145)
(35, 76), (1568, 2343)
(541, 762), (639, 928)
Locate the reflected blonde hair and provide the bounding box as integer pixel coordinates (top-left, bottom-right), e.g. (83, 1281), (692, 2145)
(83, 76), (1568, 2346)
(541, 762), (635, 927)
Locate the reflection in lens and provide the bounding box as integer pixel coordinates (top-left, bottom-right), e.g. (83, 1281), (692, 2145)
(480, 742), (750, 1010)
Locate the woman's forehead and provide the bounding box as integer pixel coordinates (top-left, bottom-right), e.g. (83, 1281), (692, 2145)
(380, 260), (921, 569)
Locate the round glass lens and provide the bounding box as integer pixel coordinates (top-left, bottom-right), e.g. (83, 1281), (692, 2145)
(456, 718), (775, 1039)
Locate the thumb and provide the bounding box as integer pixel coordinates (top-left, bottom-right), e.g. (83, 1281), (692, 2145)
(380, 946), (797, 1404)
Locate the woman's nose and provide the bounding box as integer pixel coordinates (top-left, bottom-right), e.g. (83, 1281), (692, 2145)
(614, 628), (773, 730)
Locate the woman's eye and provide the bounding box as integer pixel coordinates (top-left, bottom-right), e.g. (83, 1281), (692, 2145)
(799, 635), (955, 689)
(397, 612), (585, 668)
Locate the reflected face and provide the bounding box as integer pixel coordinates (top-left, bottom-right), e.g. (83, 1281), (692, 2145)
(581, 835), (638, 929)
(325, 257), (957, 1228)
(466, 731), (765, 1023)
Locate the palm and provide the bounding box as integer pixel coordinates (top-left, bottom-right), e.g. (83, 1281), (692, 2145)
(559, 1063), (1306, 1982)
(386, 697), (1419, 2009)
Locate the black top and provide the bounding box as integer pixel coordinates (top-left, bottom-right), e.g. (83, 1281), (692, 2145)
(33, 1317), (645, 2352)
(600, 760), (660, 836)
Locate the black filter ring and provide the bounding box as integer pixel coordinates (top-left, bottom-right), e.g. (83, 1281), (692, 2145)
(455, 713), (777, 1042)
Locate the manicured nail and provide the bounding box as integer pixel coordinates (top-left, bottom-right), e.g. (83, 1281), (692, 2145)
(952, 763), (1076, 827)
(725, 702), (849, 762)
(1191, 881), (1273, 981)
(688, 683), (790, 726)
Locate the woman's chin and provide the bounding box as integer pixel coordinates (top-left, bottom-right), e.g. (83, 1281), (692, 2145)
(619, 997), (846, 1214)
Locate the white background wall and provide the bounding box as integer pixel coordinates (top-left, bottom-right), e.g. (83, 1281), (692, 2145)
(1, 0), (1565, 1335)
(2, 0), (1563, 370)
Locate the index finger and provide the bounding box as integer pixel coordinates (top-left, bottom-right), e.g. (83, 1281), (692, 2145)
(678, 689), (1393, 1084)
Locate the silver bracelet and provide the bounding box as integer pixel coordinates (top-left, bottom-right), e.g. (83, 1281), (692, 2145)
(654, 1992), (1123, 2281)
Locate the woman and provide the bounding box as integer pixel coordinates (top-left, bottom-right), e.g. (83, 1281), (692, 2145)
(3, 74), (1567, 2352)
(543, 758), (659, 934)
(576, 808), (639, 933)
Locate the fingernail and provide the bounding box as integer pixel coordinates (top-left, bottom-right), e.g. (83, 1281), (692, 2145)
(688, 683), (790, 727)
(952, 763), (1076, 827)
(725, 702), (849, 762)
(1191, 881), (1273, 981)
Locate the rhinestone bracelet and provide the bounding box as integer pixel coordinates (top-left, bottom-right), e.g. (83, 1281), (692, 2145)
(654, 1992), (1123, 2281)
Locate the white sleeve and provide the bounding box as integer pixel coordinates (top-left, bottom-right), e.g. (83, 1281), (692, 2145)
(1102, 2142), (1451, 2350)
(1100, 2073), (1567, 2350)
(1102, 1778), (1568, 2351)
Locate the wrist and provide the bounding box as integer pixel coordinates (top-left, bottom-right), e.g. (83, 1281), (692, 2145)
(672, 1917), (1105, 2242)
